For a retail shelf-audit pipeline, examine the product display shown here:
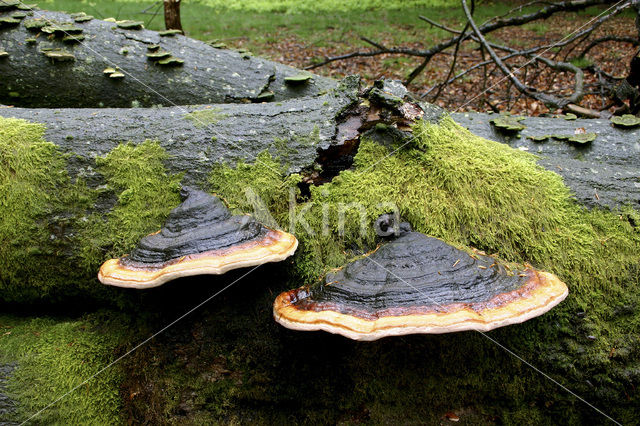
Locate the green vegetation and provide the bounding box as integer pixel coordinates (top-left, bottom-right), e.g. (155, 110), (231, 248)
(0, 117), (181, 302)
(77, 140), (182, 271)
(0, 312), (127, 424)
(209, 116), (639, 302)
(569, 55), (593, 69)
(0, 117), (92, 301)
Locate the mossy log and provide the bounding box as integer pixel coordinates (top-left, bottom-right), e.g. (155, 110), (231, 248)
(0, 9), (335, 107)
(1, 84), (639, 423)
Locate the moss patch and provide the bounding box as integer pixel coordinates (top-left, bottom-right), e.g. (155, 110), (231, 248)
(0, 311), (127, 424)
(77, 140), (182, 271)
(184, 108), (227, 127)
(0, 117), (93, 302)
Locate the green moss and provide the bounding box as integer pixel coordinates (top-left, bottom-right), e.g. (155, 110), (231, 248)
(206, 116), (639, 294)
(77, 140), (182, 270)
(0, 117), (93, 301)
(0, 312), (127, 424)
(184, 108), (227, 127)
(208, 151), (301, 225)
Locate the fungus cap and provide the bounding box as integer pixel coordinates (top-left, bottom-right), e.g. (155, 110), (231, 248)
(98, 187), (298, 288)
(274, 232), (567, 341)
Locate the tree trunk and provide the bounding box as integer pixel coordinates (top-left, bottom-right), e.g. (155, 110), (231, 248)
(0, 10), (335, 107)
(163, 0), (183, 33)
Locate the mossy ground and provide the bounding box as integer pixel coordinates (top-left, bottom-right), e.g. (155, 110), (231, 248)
(0, 311), (129, 424)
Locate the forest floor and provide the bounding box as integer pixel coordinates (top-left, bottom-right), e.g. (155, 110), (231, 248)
(40, 0), (637, 114)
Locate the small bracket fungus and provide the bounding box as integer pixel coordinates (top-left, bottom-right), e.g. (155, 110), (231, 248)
(24, 18), (46, 32)
(489, 115), (526, 133)
(157, 56), (184, 67)
(0, 50), (8, 58)
(40, 48), (75, 62)
(41, 23), (84, 35)
(274, 231), (567, 341)
(116, 20), (144, 30)
(567, 132), (596, 145)
(158, 29), (182, 36)
(0, 16), (20, 28)
(109, 71), (125, 79)
(0, 0), (20, 10)
(255, 90), (275, 102)
(146, 50), (172, 61)
(98, 187), (298, 288)
(284, 73), (312, 86)
(526, 134), (552, 142)
(610, 114), (640, 128)
(71, 12), (93, 23)
(62, 34), (85, 44)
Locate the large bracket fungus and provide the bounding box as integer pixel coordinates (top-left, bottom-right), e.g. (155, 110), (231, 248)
(98, 187), (298, 288)
(274, 230), (568, 341)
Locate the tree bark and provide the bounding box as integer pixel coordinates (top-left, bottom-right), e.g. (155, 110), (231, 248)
(0, 10), (335, 107)
(452, 112), (640, 210)
(163, 0), (183, 33)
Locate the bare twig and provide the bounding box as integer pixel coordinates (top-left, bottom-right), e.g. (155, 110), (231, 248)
(419, 15), (462, 34)
(580, 35), (639, 57)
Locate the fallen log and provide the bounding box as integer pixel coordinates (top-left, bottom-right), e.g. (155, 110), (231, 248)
(0, 77), (442, 303)
(0, 8), (335, 107)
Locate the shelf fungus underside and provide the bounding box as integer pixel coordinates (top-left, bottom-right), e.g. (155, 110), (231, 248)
(99, 188), (298, 288)
(274, 232), (567, 340)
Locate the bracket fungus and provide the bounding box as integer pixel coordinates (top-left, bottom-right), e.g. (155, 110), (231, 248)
(284, 73), (312, 85)
(158, 29), (182, 36)
(489, 115), (526, 133)
(610, 114), (640, 128)
(98, 187), (298, 289)
(116, 20), (144, 30)
(274, 230), (567, 341)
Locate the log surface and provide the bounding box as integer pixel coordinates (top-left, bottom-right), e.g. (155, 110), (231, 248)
(0, 10), (335, 107)
(453, 112), (640, 209)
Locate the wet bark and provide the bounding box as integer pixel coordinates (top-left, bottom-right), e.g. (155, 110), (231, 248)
(453, 112), (640, 210)
(0, 77), (441, 194)
(0, 9), (335, 107)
